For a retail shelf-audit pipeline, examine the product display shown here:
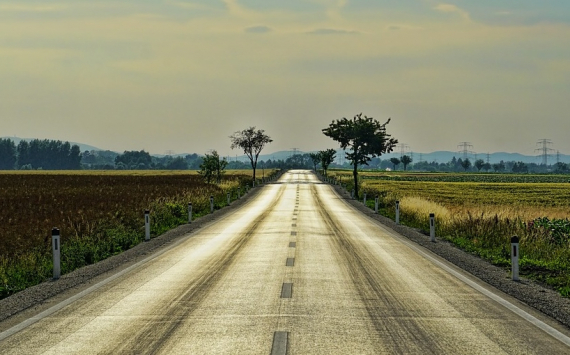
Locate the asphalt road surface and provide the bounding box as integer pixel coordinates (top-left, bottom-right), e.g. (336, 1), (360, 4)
(1, 170), (570, 354)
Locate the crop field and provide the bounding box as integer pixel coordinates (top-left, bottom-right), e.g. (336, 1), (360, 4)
(0, 170), (275, 298)
(329, 170), (570, 297)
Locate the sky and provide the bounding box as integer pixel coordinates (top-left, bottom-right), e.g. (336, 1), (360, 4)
(1, 0), (569, 157)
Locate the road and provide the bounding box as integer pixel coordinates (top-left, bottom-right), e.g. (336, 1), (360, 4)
(1, 170), (570, 354)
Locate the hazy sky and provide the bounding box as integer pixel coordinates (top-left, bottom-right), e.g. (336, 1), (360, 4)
(2, 0), (569, 157)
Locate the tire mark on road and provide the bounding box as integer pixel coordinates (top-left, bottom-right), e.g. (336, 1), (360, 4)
(111, 184), (287, 354)
(311, 184), (445, 354)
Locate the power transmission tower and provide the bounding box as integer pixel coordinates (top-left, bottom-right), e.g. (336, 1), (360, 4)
(399, 143), (410, 158)
(164, 150), (175, 156)
(290, 148), (298, 159)
(535, 139), (554, 165)
(486, 153), (491, 164)
(557, 150), (561, 165)
(419, 153), (423, 163)
(457, 142), (475, 160)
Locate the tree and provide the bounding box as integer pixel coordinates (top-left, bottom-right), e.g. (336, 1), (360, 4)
(512, 161), (528, 173)
(199, 150), (227, 183)
(492, 161), (505, 173)
(474, 159), (485, 172)
(323, 113), (397, 198)
(401, 155), (412, 171)
(390, 157), (400, 170)
(319, 149), (336, 177)
(483, 162), (491, 172)
(115, 150), (152, 169)
(166, 156), (188, 170)
(460, 158), (471, 171)
(0, 138), (17, 170)
(309, 152), (321, 171)
(555, 162), (569, 173)
(230, 127), (272, 182)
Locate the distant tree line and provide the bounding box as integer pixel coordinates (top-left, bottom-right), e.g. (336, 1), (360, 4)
(339, 155), (569, 174)
(0, 138), (81, 170)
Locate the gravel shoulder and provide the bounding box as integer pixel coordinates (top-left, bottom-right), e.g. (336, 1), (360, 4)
(2, 173), (570, 334)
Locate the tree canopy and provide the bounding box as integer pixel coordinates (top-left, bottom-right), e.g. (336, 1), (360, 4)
(199, 150), (227, 183)
(319, 149), (336, 177)
(229, 127), (272, 181)
(323, 113), (397, 197)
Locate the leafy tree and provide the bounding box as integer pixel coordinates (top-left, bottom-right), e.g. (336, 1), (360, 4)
(512, 161), (528, 173)
(319, 149), (336, 177)
(483, 162), (492, 172)
(184, 153), (203, 169)
(401, 155), (412, 171)
(460, 158), (472, 171)
(16, 140), (31, 168)
(0, 138), (17, 170)
(323, 113), (397, 198)
(555, 162), (569, 173)
(230, 127), (272, 181)
(474, 159), (485, 172)
(199, 150), (227, 183)
(166, 156), (188, 170)
(309, 152), (321, 171)
(390, 157), (401, 170)
(115, 150), (152, 169)
(15, 139), (81, 170)
(492, 161), (506, 172)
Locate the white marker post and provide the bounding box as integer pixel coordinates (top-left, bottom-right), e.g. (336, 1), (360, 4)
(227, 192), (231, 206)
(210, 196), (214, 213)
(429, 213), (435, 242)
(238, 187), (241, 199)
(52, 228), (61, 280)
(363, 193), (367, 205)
(188, 203), (192, 223)
(374, 195), (379, 214)
(395, 200), (400, 225)
(351, 189), (355, 199)
(145, 210), (150, 241)
(511, 236), (520, 281)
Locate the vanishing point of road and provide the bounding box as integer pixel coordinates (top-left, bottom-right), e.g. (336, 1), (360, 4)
(1, 170), (570, 354)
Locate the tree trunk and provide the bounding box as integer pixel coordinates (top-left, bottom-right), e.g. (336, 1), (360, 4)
(353, 162), (358, 199)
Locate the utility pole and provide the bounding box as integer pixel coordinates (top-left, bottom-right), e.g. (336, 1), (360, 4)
(457, 142), (475, 161)
(535, 139), (554, 166)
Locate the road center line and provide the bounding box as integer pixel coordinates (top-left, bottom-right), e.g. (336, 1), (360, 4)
(270, 331), (289, 355)
(281, 283), (293, 298)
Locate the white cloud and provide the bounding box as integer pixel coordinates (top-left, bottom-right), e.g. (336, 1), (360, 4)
(434, 3), (471, 21)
